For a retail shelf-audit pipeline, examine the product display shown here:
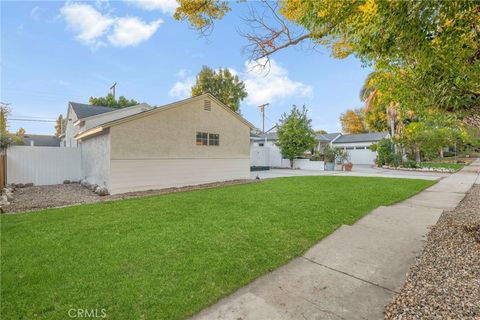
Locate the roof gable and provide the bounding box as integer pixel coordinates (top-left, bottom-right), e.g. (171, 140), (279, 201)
(69, 102), (117, 119)
(76, 93), (254, 140)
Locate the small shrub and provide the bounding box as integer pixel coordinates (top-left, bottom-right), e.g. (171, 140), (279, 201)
(376, 138), (394, 166)
(310, 151), (324, 161)
(391, 154), (402, 167)
(323, 144), (337, 163)
(403, 160), (418, 168)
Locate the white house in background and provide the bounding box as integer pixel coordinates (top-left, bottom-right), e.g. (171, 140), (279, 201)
(250, 130), (342, 168)
(15, 134), (61, 147)
(331, 132), (389, 165)
(75, 93), (253, 194)
(250, 130), (389, 167)
(63, 102), (153, 147)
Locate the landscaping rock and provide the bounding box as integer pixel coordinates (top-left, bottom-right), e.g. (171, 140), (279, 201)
(24, 183), (34, 187)
(15, 183), (25, 188)
(88, 184), (98, 191)
(385, 185), (480, 319)
(63, 180), (71, 184)
(3, 188), (13, 201)
(0, 194), (10, 207)
(95, 187), (109, 196)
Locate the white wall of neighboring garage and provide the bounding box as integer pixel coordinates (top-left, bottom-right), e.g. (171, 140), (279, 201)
(334, 142), (378, 165)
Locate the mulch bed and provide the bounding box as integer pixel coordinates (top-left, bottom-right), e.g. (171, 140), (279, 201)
(384, 185), (480, 319)
(2, 179), (256, 214)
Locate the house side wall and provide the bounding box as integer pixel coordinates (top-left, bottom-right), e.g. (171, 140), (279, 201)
(80, 132), (110, 188)
(110, 98), (250, 159)
(107, 98), (250, 194)
(65, 105), (80, 148)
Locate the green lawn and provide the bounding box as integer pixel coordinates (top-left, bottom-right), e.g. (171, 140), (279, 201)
(1, 176), (434, 320)
(419, 162), (464, 171)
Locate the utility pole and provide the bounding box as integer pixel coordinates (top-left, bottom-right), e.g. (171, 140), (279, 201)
(258, 103), (269, 133)
(110, 82), (117, 99)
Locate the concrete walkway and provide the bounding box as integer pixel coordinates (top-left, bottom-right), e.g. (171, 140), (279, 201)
(251, 165), (448, 181)
(193, 160), (480, 320)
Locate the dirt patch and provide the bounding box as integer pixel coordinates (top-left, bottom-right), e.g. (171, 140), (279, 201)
(384, 185), (480, 319)
(3, 184), (100, 213)
(2, 179), (257, 214)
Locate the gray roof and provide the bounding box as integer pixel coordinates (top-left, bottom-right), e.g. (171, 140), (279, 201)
(69, 102), (116, 119)
(19, 134), (61, 147)
(316, 132), (341, 142)
(332, 132), (389, 144)
(252, 131), (341, 142)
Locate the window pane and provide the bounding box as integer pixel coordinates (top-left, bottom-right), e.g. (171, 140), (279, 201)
(197, 132), (208, 145)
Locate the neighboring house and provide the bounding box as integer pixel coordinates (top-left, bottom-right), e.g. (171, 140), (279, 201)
(332, 132), (389, 165)
(250, 130), (342, 167)
(17, 134), (61, 147)
(251, 130), (388, 167)
(63, 102), (153, 147)
(75, 93), (253, 194)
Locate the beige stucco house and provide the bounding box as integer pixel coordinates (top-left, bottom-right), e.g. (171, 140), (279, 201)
(75, 93), (253, 194)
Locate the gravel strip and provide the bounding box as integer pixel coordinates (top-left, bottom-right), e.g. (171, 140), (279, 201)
(384, 185), (480, 319)
(2, 179), (256, 214)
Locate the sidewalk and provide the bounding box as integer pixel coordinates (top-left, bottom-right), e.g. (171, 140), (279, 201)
(193, 160), (480, 320)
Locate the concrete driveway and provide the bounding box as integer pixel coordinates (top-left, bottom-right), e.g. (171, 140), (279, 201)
(250, 165), (448, 181)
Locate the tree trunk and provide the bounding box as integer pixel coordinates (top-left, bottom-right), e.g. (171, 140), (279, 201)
(439, 148), (444, 158)
(415, 146), (421, 163)
(290, 158), (294, 169)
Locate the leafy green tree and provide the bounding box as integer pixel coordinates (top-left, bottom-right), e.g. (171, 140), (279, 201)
(16, 128), (26, 135)
(339, 109), (367, 134)
(0, 105), (22, 150)
(191, 66), (247, 113)
(315, 129), (327, 134)
(0, 105), (9, 134)
(54, 115), (66, 137)
(276, 105), (316, 168)
(376, 138), (394, 166)
(89, 93), (138, 109)
(176, 1), (479, 114)
(360, 72), (389, 132)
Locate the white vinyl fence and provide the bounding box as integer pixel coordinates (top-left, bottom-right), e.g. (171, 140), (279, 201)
(7, 146), (81, 185)
(250, 144), (324, 170)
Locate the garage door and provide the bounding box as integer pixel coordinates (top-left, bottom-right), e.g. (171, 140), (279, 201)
(346, 146), (377, 165)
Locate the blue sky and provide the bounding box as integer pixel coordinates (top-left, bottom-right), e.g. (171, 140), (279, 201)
(1, 0), (371, 135)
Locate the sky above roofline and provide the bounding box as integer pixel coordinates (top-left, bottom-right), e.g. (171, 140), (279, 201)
(1, 1), (372, 135)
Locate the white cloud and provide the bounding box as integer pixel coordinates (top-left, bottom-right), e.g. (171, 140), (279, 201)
(30, 6), (44, 20)
(243, 58), (313, 105)
(168, 76), (195, 99)
(60, 3), (162, 48)
(125, 0), (178, 13)
(108, 17), (162, 47)
(60, 3), (114, 47)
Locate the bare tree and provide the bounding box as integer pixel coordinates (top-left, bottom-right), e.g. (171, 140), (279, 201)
(239, 1), (313, 68)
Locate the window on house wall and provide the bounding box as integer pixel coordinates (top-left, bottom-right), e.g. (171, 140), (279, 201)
(346, 147), (355, 150)
(209, 133), (219, 146)
(196, 132), (208, 145)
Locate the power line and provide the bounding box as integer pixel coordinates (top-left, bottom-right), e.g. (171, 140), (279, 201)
(9, 118), (56, 123)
